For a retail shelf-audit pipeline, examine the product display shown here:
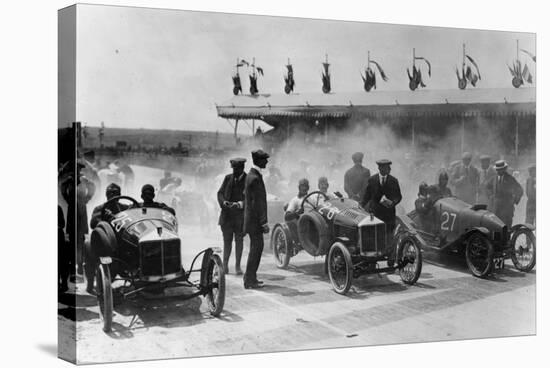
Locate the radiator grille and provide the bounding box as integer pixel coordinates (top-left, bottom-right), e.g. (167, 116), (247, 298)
(361, 223), (386, 253)
(140, 239), (181, 276)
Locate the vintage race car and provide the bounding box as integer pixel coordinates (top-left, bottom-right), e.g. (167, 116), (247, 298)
(270, 191), (422, 294)
(397, 195), (536, 277)
(87, 196), (225, 332)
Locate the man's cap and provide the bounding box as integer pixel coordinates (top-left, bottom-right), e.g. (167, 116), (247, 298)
(438, 170), (449, 180)
(318, 176), (328, 185)
(141, 184), (155, 194)
(462, 152), (473, 160)
(351, 152), (364, 162)
(298, 178), (309, 186)
(105, 183), (121, 194)
(251, 149), (270, 160)
(376, 159), (392, 166)
(418, 182), (428, 194)
(494, 160), (508, 170)
(230, 157), (246, 167)
(479, 155), (491, 161)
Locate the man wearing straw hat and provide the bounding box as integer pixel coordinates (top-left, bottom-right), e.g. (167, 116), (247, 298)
(485, 160), (523, 227)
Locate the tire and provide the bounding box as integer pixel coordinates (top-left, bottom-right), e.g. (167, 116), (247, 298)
(297, 211), (330, 257)
(233, 86), (240, 95)
(96, 263), (113, 333)
(512, 77), (522, 88)
(284, 85), (291, 94)
(205, 253), (225, 317)
(271, 226), (291, 269)
(409, 80), (417, 91)
(465, 233), (494, 277)
(458, 79), (467, 90)
(91, 222), (117, 257)
(398, 235), (423, 285)
(510, 228), (536, 272)
(327, 242), (353, 295)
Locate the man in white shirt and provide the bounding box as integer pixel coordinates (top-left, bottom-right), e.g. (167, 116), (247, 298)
(285, 178), (312, 221)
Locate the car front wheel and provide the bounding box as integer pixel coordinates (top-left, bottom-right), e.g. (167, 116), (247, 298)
(510, 228), (536, 272)
(205, 253), (225, 317)
(96, 263), (113, 332)
(465, 233), (494, 277)
(327, 242), (353, 295)
(398, 235), (422, 285)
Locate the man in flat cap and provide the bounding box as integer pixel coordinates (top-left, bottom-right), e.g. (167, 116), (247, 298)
(90, 183), (128, 230)
(477, 155), (495, 205)
(285, 178), (312, 221)
(217, 158), (247, 275)
(344, 152), (371, 201)
(86, 182), (129, 294)
(486, 160), (523, 227)
(139, 184), (176, 216)
(450, 152), (479, 204)
(525, 164), (536, 225)
(361, 159), (402, 259)
(243, 149), (270, 289)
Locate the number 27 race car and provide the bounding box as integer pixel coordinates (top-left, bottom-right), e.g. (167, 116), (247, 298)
(87, 196), (225, 332)
(397, 195), (536, 277)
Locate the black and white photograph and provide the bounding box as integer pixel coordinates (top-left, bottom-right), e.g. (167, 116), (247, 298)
(54, 2), (539, 365)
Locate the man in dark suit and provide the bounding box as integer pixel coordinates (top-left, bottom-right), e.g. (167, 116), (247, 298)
(450, 152), (479, 204)
(243, 149), (270, 289)
(344, 152), (370, 201)
(361, 159), (402, 259)
(217, 158), (247, 275)
(477, 155), (496, 205)
(486, 160), (523, 227)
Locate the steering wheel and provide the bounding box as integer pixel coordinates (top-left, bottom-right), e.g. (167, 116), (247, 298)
(105, 195), (140, 209)
(300, 191), (330, 213)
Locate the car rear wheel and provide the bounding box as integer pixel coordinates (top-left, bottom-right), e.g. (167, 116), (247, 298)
(96, 263), (113, 332)
(398, 235), (423, 285)
(205, 253), (225, 316)
(271, 226), (291, 269)
(465, 233), (494, 277)
(510, 228), (536, 272)
(327, 242), (353, 295)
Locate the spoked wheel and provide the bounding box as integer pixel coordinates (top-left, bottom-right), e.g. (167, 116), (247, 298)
(510, 228), (536, 272)
(327, 242), (353, 295)
(95, 263), (113, 332)
(398, 235), (423, 285)
(271, 226), (291, 269)
(204, 253), (225, 316)
(465, 233), (494, 277)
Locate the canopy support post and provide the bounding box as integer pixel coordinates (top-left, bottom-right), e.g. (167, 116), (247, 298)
(460, 117), (465, 153)
(252, 119), (255, 137)
(324, 120), (329, 144)
(411, 119), (415, 150)
(234, 119), (239, 144)
(515, 115), (519, 157)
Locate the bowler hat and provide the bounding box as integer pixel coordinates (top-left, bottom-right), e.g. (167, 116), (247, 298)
(494, 160), (508, 170)
(251, 149), (270, 160)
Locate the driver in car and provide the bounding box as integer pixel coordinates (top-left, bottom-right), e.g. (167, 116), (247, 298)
(139, 184), (176, 216)
(284, 178), (312, 221)
(90, 183), (128, 229)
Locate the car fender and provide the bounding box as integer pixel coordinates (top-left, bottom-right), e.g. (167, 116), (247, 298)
(464, 227), (490, 238)
(511, 223), (535, 232)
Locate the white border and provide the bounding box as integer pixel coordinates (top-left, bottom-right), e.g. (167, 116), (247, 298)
(0, 1), (547, 367)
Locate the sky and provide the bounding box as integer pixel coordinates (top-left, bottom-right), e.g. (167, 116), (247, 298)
(71, 4), (536, 132)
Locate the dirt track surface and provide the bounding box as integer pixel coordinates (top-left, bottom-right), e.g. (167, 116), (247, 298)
(58, 166), (535, 364)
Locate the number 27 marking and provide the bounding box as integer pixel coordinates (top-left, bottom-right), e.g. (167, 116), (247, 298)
(441, 211), (457, 231)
